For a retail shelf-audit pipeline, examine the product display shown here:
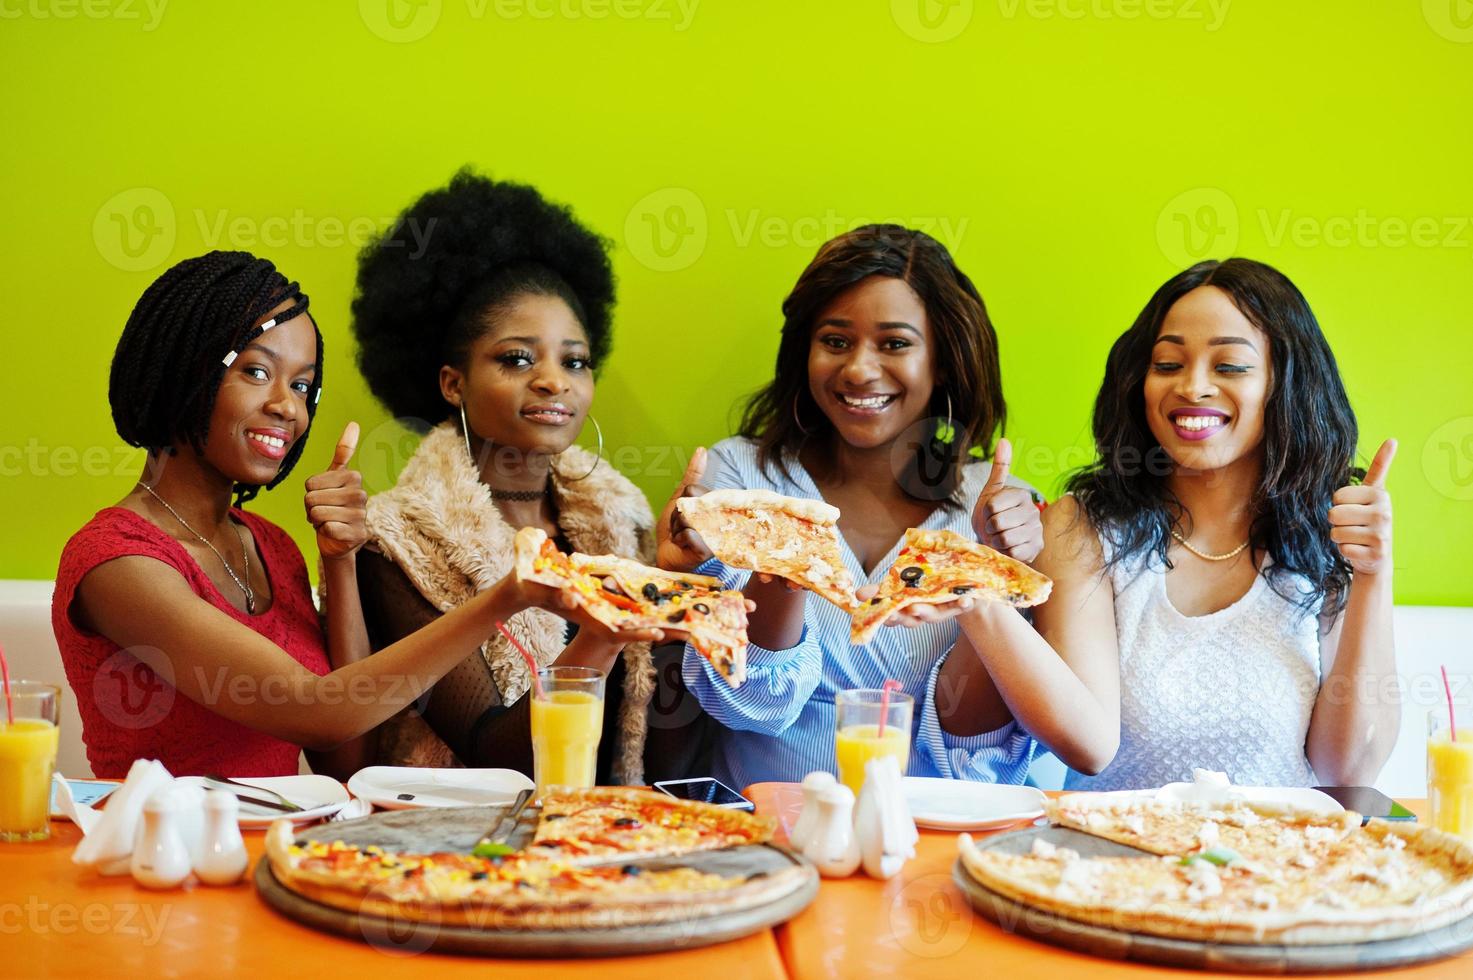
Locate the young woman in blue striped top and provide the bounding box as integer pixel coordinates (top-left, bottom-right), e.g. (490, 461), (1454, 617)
(655, 226), (1119, 789)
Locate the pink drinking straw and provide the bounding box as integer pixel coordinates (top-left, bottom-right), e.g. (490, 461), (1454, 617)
(497, 621), (547, 701)
(877, 679), (903, 738)
(0, 642), (12, 725)
(1443, 665), (1457, 742)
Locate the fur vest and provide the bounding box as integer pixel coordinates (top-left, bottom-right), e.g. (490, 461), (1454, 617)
(363, 421), (656, 784)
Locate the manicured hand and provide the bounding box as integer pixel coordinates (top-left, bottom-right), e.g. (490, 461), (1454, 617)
(856, 582), (975, 630)
(1330, 438), (1396, 576)
(656, 447), (715, 572)
(971, 438), (1043, 564)
(305, 422), (367, 561)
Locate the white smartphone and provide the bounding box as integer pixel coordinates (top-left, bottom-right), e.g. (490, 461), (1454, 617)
(652, 777), (755, 811)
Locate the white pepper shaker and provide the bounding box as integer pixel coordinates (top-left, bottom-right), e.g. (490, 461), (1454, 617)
(800, 783), (861, 878)
(131, 792), (192, 889)
(789, 770), (837, 852)
(194, 790), (249, 885)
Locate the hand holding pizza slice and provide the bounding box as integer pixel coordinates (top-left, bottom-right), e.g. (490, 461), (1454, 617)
(850, 527), (1053, 645)
(514, 527), (751, 685)
(674, 488), (858, 611)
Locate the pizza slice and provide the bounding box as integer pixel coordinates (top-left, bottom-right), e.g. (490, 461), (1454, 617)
(526, 786), (775, 867)
(514, 527), (750, 685)
(849, 528), (1052, 645)
(675, 488), (858, 611)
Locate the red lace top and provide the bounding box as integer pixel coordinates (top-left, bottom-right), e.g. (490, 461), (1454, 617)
(52, 507), (331, 778)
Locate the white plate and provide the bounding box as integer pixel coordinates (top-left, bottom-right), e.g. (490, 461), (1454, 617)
(902, 778), (1047, 831)
(1069, 785), (1346, 815)
(176, 775), (350, 826)
(347, 766), (534, 810)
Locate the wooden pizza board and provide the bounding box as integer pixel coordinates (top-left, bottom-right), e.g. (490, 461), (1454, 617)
(253, 803), (819, 957)
(952, 824), (1473, 974)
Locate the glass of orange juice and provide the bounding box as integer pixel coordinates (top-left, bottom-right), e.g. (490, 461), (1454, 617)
(835, 688), (913, 797)
(1, 681), (61, 842)
(1428, 707), (1473, 840)
(530, 667), (605, 797)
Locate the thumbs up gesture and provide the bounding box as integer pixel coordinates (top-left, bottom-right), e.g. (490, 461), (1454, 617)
(1329, 438), (1396, 576)
(656, 447), (715, 572)
(304, 421), (368, 561)
(971, 438), (1044, 564)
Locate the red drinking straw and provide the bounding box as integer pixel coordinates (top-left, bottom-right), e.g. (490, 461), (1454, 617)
(877, 679), (903, 738)
(0, 642), (12, 725)
(497, 621), (547, 701)
(1443, 665), (1457, 742)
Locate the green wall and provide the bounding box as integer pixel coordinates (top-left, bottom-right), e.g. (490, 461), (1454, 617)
(3, 1), (1470, 605)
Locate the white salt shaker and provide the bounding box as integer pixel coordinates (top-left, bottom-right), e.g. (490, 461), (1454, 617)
(800, 783), (861, 878)
(789, 771), (836, 852)
(131, 793), (192, 889)
(194, 790), (249, 885)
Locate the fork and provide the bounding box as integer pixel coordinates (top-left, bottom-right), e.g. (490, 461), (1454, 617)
(204, 774), (305, 812)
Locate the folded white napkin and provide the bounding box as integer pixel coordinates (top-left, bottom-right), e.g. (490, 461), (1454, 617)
(71, 759), (174, 875)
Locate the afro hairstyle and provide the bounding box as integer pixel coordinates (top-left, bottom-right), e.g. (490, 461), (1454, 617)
(351, 169), (615, 430)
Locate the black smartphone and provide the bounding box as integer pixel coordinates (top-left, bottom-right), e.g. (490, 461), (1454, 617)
(652, 777), (755, 811)
(1313, 786), (1417, 823)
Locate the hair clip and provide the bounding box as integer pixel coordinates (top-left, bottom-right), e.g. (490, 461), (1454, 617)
(221, 350), (238, 367)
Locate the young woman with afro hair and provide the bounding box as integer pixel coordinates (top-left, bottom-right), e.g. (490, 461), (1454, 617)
(351, 170), (684, 785)
(51, 251), (653, 779)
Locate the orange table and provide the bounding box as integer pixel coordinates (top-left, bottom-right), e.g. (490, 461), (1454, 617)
(746, 783), (1473, 980)
(5, 819), (788, 979)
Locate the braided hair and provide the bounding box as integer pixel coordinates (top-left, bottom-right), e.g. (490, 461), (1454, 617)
(351, 168), (615, 428)
(109, 250), (322, 506)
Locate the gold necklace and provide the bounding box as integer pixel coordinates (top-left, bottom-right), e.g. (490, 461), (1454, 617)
(140, 482), (255, 612)
(1170, 528), (1249, 562)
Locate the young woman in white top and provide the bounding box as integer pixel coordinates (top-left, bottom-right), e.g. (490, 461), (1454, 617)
(1039, 258), (1398, 790)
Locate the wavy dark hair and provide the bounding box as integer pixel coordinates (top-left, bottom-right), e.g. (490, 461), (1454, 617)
(738, 224), (1005, 507)
(351, 169), (614, 429)
(109, 250), (320, 507)
(1067, 258), (1361, 616)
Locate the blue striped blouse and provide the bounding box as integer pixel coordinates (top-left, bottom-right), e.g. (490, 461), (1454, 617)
(682, 437), (1038, 790)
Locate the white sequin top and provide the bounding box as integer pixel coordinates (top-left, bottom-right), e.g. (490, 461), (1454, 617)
(1065, 522), (1323, 791)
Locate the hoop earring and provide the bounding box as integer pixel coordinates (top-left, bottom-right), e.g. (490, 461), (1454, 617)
(562, 414), (604, 482)
(459, 400), (477, 466)
(792, 392), (812, 436)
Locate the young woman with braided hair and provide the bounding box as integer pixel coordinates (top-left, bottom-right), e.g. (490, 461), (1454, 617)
(53, 250), (662, 779)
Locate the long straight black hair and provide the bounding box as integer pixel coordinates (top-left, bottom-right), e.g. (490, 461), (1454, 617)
(1067, 258), (1361, 616)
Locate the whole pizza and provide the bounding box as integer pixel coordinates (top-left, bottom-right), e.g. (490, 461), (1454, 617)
(958, 795), (1473, 945)
(265, 786), (811, 930)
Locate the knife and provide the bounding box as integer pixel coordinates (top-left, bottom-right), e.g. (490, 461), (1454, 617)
(472, 788), (534, 858)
